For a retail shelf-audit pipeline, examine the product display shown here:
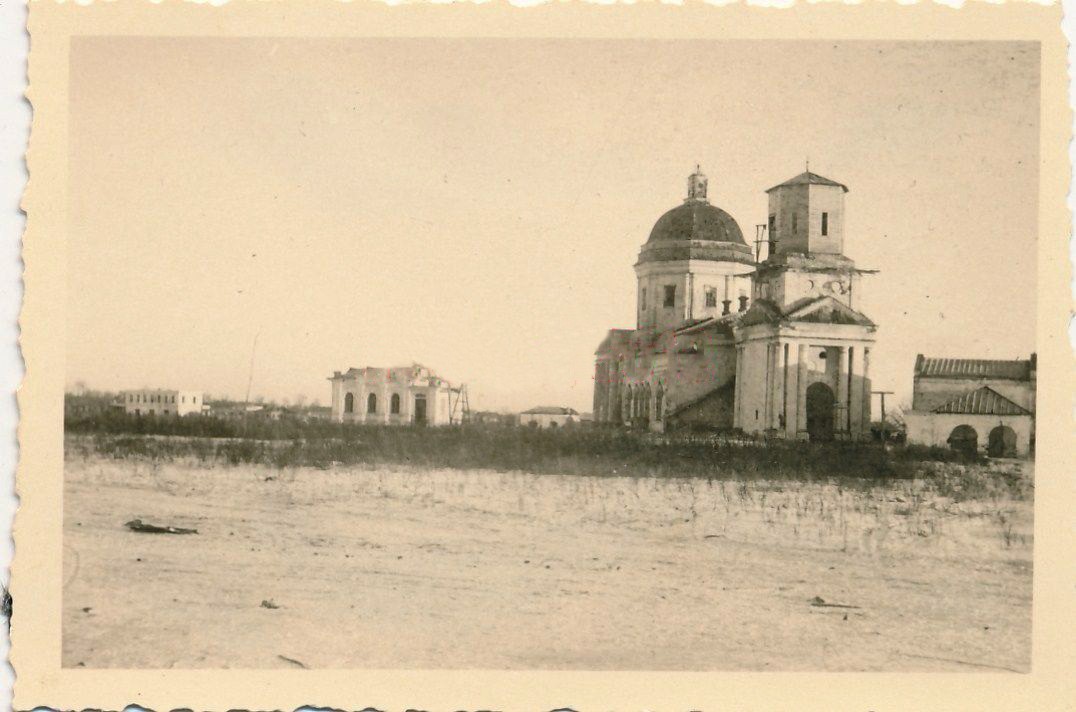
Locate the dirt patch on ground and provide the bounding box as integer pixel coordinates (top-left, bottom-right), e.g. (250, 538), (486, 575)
(62, 454), (1032, 670)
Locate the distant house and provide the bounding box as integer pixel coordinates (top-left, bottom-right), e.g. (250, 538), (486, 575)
(208, 402), (275, 419)
(519, 406), (580, 429)
(904, 355), (1035, 457)
(122, 389), (204, 417)
(298, 405), (332, 422)
(470, 410), (511, 427)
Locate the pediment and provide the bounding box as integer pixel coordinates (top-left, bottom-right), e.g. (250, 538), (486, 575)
(783, 296), (875, 326)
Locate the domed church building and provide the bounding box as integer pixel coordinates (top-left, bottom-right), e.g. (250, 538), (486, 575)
(593, 166), (878, 440)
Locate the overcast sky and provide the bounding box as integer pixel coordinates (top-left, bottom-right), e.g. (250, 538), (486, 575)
(67, 38), (1039, 413)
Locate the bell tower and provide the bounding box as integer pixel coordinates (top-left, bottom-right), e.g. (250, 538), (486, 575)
(766, 170), (847, 257)
(755, 170), (867, 311)
(736, 168), (877, 443)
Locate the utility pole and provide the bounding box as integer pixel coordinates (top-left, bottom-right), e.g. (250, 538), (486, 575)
(244, 332), (259, 429)
(872, 390), (894, 447)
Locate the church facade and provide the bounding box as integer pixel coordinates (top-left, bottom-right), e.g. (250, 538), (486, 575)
(593, 167), (877, 440)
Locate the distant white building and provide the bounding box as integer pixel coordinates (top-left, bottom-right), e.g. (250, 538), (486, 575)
(122, 389), (203, 417)
(328, 363), (457, 425)
(519, 406), (580, 428)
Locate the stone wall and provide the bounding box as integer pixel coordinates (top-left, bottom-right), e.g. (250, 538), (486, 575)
(905, 411), (1033, 457)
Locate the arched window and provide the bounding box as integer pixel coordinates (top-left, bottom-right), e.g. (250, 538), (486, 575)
(367, 393), (378, 414)
(344, 392), (355, 414)
(391, 393), (401, 414)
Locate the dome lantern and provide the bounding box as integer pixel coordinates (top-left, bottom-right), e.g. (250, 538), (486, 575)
(686, 165), (708, 202)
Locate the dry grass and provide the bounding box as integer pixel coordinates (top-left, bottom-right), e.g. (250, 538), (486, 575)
(62, 445), (1033, 670)
(63, 421), (1015, 500)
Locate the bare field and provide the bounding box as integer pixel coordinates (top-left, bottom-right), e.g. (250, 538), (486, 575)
(62, 447), (1032, 671)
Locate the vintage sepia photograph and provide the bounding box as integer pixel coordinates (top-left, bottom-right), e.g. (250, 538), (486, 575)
(54, 35), (1045, 674)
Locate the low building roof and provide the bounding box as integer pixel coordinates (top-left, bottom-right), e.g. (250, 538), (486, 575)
(522, 406), (579, 416)
(915, 355), (1033, 381)
(932, 386), (1031, 416)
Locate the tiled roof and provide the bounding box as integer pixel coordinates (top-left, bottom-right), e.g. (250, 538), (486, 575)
(765, 171), (849, 194)
(668, 380), (735, 418)
(915, 355), (1032, 381)
(737, 299), (783, 327)
(674, 313), (736, 337)
(932, 386), (1031, 416)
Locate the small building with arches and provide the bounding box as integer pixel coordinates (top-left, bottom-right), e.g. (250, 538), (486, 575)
(904, 355), (1036, 457)
(328, 363), (455, 426)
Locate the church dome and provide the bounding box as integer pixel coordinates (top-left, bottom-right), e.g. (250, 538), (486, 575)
(637, 167), (754, 266)
(646, 201), (747, 246)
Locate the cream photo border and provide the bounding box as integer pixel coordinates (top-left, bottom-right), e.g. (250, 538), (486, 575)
(15, 1), (1075, 709)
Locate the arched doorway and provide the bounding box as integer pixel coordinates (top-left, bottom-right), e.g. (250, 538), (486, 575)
(367, 393), (378, 414)
(947, 424), (978, 456)
(344, 392), (355, 414)
(641, 384), (652, 427)
(654, 383), (664, 423)
(623, 387), (633, 424)
(805, 382), (835, 442)
(988, 425), (1017, 458)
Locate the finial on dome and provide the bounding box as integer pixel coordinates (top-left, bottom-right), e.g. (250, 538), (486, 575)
(686, 165), (708, 202)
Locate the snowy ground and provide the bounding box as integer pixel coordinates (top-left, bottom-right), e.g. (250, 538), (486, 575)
(62, 451), (1032, 671)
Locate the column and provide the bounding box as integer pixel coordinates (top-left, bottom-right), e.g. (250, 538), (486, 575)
(685, 273), (694, 321)
(862, 348), (872, 432)
(836, 346), (849, 435)
(607, 361), (618, 424)
(733, 345), (744, 428)
(787, 344), (796, 438)
(762, 344), (773, 429)
(796, 344), (808, 438)
(771, 341), (786, 431)
(784, 342), (798, 436)
(850, 347), (865, 437)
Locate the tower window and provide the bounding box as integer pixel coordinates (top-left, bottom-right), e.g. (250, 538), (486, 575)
(705, 286), (718, 308)
(792, 213), (798, 233)
(663, 285), (676, 307)
(641, 287), (647, 310)
(822, 212), (829, 236)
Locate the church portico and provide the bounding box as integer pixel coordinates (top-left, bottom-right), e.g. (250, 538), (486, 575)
(594, 166), (877, 438)
(733, 323), (876, 440)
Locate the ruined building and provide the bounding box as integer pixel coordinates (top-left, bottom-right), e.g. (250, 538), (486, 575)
(329, 364), (457, 425)
(593, 167), (878, 439)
